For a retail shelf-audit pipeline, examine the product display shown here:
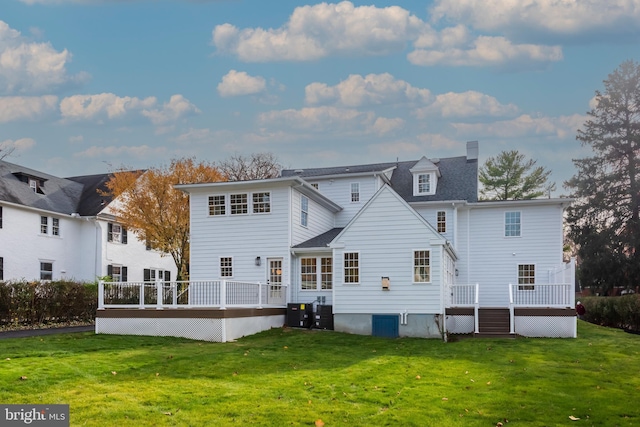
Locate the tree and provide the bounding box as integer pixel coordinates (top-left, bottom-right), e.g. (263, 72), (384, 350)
(0, 142), (15, 160)
(102, 158), (224, 280)
(479, 150), (555, 200)
(565, 60), (640, 294)
(218, 152), (282, 181)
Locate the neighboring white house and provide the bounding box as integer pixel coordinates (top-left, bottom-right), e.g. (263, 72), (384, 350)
(0, 160), (176, 283)
(165, 141), (576, 340)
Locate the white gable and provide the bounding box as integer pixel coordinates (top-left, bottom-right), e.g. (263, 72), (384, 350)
(409, 156), (441, 196)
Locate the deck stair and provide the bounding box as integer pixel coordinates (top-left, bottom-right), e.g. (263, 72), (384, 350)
(475, 308), (514, 338)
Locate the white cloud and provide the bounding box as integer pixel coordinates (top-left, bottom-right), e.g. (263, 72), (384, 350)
(0, 95), (58, 122)
(212, 1), (426, 62)
(415, 91), (518, 118)
(217, 70), (266, 97)
(258, 106), (376, 132)
(1, 137), (36, 153)
(141, 94), (200, 125)
(69, 135), (83, 143)
(0, 20), (88, 94)
(452, 113), (586, 139)
(372, 117), (405, 135)
(60, 93), (156, 122)
(305, 73), (431, 107)
(431, 0), (640, 40)
(174, 127), (212, 144)
(408, 35), (562, 68)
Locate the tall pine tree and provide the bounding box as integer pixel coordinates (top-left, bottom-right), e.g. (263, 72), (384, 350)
(566, 60), (640, 294)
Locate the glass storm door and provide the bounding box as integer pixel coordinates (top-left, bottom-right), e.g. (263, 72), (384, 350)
(268, 258), (283, 286)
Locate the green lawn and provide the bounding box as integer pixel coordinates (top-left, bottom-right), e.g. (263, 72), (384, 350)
(0, 322), (638, 426)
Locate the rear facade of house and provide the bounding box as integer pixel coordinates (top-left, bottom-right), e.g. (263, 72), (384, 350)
(178, 141), (575, 339)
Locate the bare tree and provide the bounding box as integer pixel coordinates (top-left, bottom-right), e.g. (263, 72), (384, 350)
(218, 152), (282, 181)
(0, 142), (15, 160)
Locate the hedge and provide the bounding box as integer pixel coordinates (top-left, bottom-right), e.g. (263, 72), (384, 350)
(0, 280), (97, 326)
(581, 294), (640, 332)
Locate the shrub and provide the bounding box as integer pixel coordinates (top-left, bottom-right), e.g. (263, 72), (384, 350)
(0, 280), (97, 326)
(582, 295), (640, 331)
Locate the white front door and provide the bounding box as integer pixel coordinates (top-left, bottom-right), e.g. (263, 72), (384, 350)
(267, 258), (283, 286)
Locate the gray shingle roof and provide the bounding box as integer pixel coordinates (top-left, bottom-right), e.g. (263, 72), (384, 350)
(282, 156), (478, 203)
(0, 160), (84, 215)
(292, 228), (344, 249)
(65, 173), (114, 216)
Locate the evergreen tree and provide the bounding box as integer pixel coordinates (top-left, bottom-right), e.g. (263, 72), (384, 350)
(479, 150), (554, 200)
(565, 60), (640, 294)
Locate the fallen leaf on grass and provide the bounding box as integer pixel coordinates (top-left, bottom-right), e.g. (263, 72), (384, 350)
(111, 371), (117, 376)
(164, 412), (172, 416)
(442, 397), (448, 401)
(486, 381), (491, 385)
(415, 375), (421, 380)
(5, 358), (10, 361)
(569, 415), (580, 421)
(20, 376), (27, 380)
(155, 373), (159, 377)
(315, 419), (325, 427)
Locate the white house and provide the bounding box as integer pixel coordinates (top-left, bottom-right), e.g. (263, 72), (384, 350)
(95, 141), (576, 341)
(0, 160), (176, 284)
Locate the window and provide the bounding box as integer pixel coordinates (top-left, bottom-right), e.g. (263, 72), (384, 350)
(0, 257), (3, 281)
(0, 206), (3, 228)
(417, 174), (431, 194)
(518, 264), (535, 290)
(413, 250), (430, 283)
(300, 196), (309, 227)
(344, 252), (359, 284)
(351, 183), (360, 202)
(108, 264), (127, 282)
(300, 258), (317, 290)
(300, 257), (333, 290)
(40, 216), (48, 234)
(52, 218), (60, 236)
(29, 179), (38, 193)
(437, 211), (446, 233)
(144, 268), (171, 283)
(230, 194), (248, 215)
(208, 195), (226, 216)
(505, 212), (521, 237)
(253, 192), (271, 213)
(220, 257), (233, 277)
(108, 223), (128, 244)
(40, 261), (53, 280)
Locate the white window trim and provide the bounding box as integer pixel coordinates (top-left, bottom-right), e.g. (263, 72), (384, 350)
(413, 172), (436, 196)
(516, 263), (536, 290)
(299, 255), (333, 291)
(350, 182), (360, 203)
(39, 260), (54, 281)
(219, 256), (234, 278)
(504, 211), (522, 238)
(300, 195), (309, 228)
(437, 211), (446, 233)
(40, 216), (48, 235)
(229, 193), (249, 216)
(343, 251), (360, 285)
(208, 194), (226, 216)
(252, 192), (271, 214)
(412, 249), (432, 284)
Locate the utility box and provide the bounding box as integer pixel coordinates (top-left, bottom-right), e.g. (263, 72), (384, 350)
(314, 305), (334, 330)
(287, 303), (313, 328)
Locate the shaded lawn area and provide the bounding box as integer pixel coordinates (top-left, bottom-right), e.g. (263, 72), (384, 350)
(0, 322), (638, 426)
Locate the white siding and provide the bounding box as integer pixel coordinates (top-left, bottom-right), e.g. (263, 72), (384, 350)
(465, 204), (564, 307)
(291, 251), (334, 305)
(413, 205), (455, 243)
(332, 188), (444, 315)
(312, 176), (379, 227)
(188, 186), (291, 285)
(291, 189), (335, 246)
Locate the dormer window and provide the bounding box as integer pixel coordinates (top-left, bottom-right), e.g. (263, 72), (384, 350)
(410, 156), (440, 197)
(13, 172), (46, 194)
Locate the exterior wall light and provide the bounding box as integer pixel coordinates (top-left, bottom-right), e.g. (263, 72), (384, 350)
(255, 256), (261, 266)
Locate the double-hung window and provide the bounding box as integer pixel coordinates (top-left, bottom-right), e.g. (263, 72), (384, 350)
(253, 192), (271, 213)
(40, 216), (48, 234)
(300, 257), (333, 290)
(108, 223), (128, 244)
(344, 252), (359, 284)
(52, 218), (60, 236)
(418, 174), (431, 194)
(518, 264), (535, 290)
(505, 212), (521, 237)
(220, 257), (233, 277)
(300, 196), (309, 227)
(108, 265), (127, 282)
(413, 250), (431, 283)
(208, 195), (226, 216)
(230, 194), (248, 215)
(351, 183), (360, 202)
(40, 261), (53, 280)
(437, 211), (446, 233)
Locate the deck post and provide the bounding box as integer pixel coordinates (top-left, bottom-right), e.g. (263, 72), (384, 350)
(139, 282), (145, 309)
(508, 284), (515, 334)
(257, 281), (263, 309)
(220, 280), (227, 310)
(172, 282), (177, 307)
(156, 278), (163, 309)
(98, 280), (105, 310)
(474, 283), (479, 334)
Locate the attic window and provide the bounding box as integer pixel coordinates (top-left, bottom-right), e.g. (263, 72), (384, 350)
(410, 157), (440, 197)
(12, 172), (46, 195)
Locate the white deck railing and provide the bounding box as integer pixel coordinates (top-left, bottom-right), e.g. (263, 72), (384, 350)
(98, 280), (288, 310)
(449, 284), (479, 306)
(509, 283), (574, 307)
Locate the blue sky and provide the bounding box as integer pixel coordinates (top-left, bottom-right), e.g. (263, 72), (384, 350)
(1, 0), (638, 192)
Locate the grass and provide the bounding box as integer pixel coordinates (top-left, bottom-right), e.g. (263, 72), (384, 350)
(0, 322), (638, 427)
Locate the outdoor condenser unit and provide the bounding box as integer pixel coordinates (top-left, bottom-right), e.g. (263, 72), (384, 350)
(287, 303), (313, 328)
